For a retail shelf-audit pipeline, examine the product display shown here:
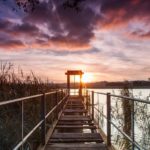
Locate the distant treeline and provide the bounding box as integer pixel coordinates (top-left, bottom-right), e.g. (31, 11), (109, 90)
(58, 80), (150, 89)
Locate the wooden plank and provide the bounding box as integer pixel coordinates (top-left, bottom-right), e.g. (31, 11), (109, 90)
(66, 104), (84, 106)
(66, 106), (84, 108)
(44, 96), (108, 150)
(45, 147), (105, 150)
(67, 101), (83, 103)
(46, 143), (106, 148)
(48, 138), (103, 143)
(57, 121), (94, 125)
(63, 109), (87, 113)
(60, 115), (88, 118)
(56, 125), (96, 129)
(66, 103), (83, 105)
(60, 117), (91, 121)
(45, 146), (106, 150)
(51, 133), (101, 139)
(65, 107), (85, 110)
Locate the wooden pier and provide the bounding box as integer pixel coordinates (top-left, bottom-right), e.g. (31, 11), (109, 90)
(45, 96), (107, 150)
(1, 70), (147, 150)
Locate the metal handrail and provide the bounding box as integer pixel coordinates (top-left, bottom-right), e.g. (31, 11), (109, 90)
(14, 120), (43, 150)
(86, 90), (149, 150)
(110, 94), (150, 104)
(0, 89), (68, 150)
(94, 106), (143, 150)
(13, 94), (68, 150)
(45, 95), (68, 119)
(0, 94), (43, 106)
(89, 91), (150, 104)
(0, 90), (62, 106)
(88, 90), (107, 95)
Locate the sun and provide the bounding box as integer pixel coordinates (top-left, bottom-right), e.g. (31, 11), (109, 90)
(82, 73), (92, 83)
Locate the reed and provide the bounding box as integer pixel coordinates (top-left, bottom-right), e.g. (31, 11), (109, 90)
(0, 62), (59, 149)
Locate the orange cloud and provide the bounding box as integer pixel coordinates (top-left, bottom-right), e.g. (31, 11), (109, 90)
(0, 39), (26, 51)
(31, 39), (91, 51)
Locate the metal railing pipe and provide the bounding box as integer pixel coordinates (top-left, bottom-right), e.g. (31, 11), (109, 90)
(0, 94), (43, 106)
(110, 94), (150, 104)
(13, 120), (43, 150)
(92, 91), (94, 120)
(40, 93), (46, 145)
(106, 93), (111, 147)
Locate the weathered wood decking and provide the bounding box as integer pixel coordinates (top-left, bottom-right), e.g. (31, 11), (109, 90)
(45, 96), (107, 150)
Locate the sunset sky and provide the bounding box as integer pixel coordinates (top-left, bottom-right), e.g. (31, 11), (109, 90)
(0, 0), (150, 82)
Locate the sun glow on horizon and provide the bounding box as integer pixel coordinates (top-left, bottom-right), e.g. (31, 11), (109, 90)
(73, 73), (93, 83)
(82, 73), (93, 83)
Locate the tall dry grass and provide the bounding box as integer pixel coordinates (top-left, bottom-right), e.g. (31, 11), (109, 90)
(0, 62), (58, 101)
(0, 62), (59, 150)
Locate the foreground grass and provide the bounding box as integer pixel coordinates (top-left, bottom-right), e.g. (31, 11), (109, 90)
(0, 62), (59, 149)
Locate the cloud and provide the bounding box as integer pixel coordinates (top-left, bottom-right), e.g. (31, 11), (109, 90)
(100, 0), (150, 29)
(0, 39), (25, 50)
(0, 0), (149, 51)
(48, 48), (100, 56)
(0, 19), (11, 30)
(12, 23), (39, 35)
(23, 0), (102, 50)
(130, 30), (150, 39)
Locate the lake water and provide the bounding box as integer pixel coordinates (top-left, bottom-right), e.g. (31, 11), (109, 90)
(70, 88), (150, 150)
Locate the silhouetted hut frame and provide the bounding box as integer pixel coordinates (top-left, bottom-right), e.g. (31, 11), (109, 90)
(65, 70), (84, 96)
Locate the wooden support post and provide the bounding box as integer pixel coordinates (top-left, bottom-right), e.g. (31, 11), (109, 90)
(21, 101), (24, 149)
(86, 90), (88, 113)
(131, 100), (135, 150)
(107, 93), (111, 147)
(41, 93), (46, 145)
(55, 91), (58, 119)
(61, 89), (63, 100)
(92, 91), (94, 120)
(67, 75), (70, 95)
(79, 74), (82, 96)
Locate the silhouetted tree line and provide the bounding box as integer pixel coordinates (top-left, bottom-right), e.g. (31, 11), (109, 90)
(58, 81), (150, 89)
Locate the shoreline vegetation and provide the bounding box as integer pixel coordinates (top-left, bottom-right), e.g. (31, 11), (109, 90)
(0, 62), (59, 101)
(58, 81), (150, 89)
(0, 62), (59, 149)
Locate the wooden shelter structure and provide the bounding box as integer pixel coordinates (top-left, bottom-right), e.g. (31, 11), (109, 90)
(65, 70), (84, 96)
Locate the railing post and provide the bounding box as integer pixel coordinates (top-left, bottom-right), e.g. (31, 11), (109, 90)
(86, 90), (89, 113)
(92, 91), (94, 120)
(97, 93), (100, 127)
(107, 93), (111, 147)
(131, 100), (135, 150)
(61, 89), (63, 100)
(41, 93), (46, 145)
(55, 91), (58, 119)
(21, 101), (24, 150)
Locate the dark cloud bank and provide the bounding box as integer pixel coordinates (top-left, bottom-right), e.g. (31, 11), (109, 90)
(0, 0), (150, 51)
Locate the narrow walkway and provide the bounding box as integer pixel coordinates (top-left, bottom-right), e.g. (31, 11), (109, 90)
(45, 96), (107, 150)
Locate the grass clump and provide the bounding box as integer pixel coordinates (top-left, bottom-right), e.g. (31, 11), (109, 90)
(0, 62), (59, 150)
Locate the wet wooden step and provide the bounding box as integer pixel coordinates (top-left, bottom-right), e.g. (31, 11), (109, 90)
(44, 96), (107, 150)
(49, 138), (103, 143)
(60, 117), (91, 121)
(57, 121), (94, 125)
(45, 143), (107, 150)
(63, 109), (87, 113)
(56, 125), (96, 129)
(66, 105), (84, 109)
(51, 133), (102, 139)
(61, 115), (87, 118)
(67, 102), (83, 104)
